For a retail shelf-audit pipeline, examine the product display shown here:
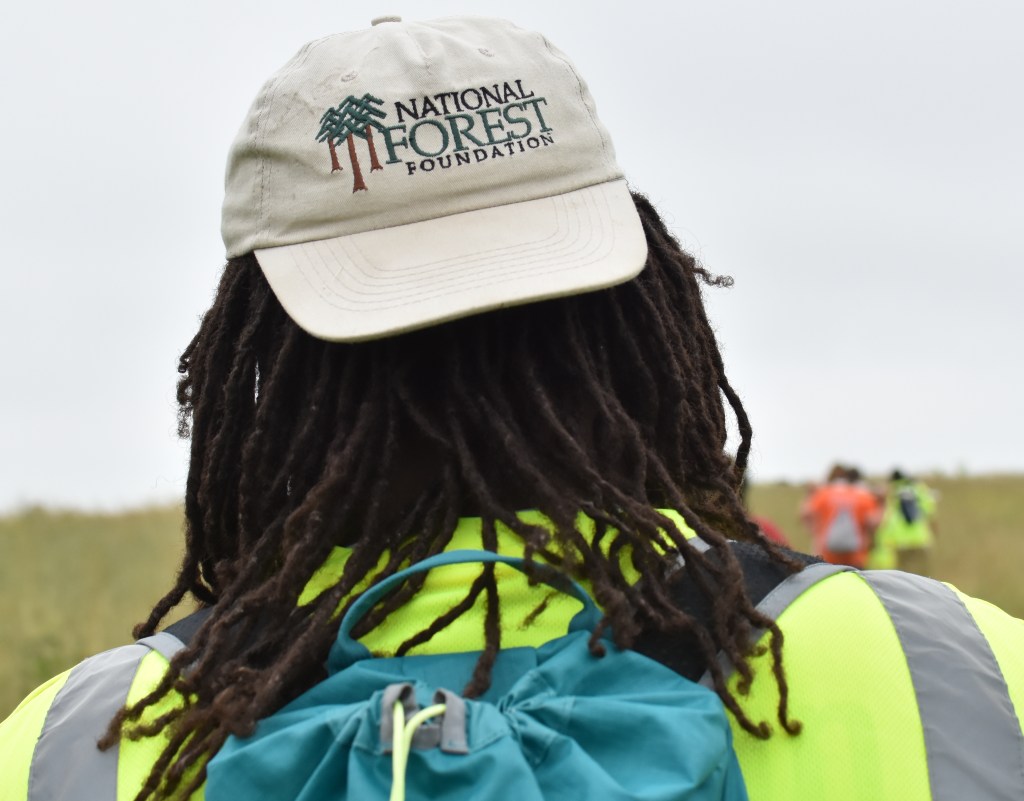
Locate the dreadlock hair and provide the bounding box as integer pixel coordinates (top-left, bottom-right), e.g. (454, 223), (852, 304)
(102, 191), (804, 800)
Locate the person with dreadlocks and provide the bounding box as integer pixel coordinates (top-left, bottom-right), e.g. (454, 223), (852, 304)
(3, 15), (1023, 801)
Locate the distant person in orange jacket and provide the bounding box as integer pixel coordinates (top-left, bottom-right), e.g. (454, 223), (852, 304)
(800, 464), (881, 568)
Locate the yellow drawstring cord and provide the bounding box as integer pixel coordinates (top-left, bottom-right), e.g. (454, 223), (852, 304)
(389, 700), (448, 801)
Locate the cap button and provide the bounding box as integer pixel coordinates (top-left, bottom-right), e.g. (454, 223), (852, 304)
(371, 15), (402, 25)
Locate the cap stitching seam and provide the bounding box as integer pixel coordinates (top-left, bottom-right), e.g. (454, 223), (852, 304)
(256, 38), (331, 245)
(403, 23), (431, 74)
(538, 32), (609, 162)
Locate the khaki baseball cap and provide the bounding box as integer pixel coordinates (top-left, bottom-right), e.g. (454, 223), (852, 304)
(222, 15), (647, 342)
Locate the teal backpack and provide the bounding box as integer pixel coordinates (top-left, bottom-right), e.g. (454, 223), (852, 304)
(206, 550), (749, 801)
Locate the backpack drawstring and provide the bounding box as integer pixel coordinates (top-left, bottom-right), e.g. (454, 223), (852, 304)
(389, 700), (448, 801)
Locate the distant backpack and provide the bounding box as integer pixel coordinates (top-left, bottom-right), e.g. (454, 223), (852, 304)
(897, 487), (922, 524)
(206, 550), (749, 801)
(824, 505), (862, 554)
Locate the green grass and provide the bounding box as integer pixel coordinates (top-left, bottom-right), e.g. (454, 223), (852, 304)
(747, 474), (1024, 617)
(0, 506), (186, 719)
(2, 475), (1022, 719)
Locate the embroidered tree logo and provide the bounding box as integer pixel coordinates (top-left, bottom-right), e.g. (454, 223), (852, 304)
(316, 94), (387, 192)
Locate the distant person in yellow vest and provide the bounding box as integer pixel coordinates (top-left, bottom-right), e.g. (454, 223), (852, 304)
(840, 466), (898, 570)
(875, 469), (939, 576)
(2, 15), (1023, 801)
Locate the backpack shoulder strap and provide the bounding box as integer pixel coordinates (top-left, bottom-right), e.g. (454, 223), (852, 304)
(161, 607), (213, 649)
(697, 559), (853, 688)
(163, 545), (824, 680)
(633, 542), (834, 681)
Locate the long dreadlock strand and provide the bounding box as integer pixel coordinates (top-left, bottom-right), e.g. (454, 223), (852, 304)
(105, 193), (804, 800)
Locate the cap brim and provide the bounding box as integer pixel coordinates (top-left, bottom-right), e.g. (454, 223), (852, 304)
(254, 178), (647, 342)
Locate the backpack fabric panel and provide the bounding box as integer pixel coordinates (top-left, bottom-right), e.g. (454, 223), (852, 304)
(207, 550), (749, 801)
(208, 635), (748, 801)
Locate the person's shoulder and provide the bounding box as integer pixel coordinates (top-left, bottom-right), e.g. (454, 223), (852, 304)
(0, 642), (149, 801)
(726, 569), (1024, 798)
(807, 571), (1024, 691)
(1, 634), (180, 737)
(948, 587), (1024, 684)
(0, 634), (184, 801)
(633, 542), (821, 678)
(0, 669), (75, 801)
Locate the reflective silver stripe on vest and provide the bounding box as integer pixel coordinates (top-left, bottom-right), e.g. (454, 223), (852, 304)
(665, 536), (713, 579)
(862, 570), (1024, 801)
(141, 632), (189, 663)
(698, 561), (853, 688)
(689, 536), (713, 554)
(28, 633), (186, 801)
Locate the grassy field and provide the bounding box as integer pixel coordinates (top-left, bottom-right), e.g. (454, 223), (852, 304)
(2, 475), (1022, 719)
(0, 506), (187, 719)
(747, 474), (1024, 617)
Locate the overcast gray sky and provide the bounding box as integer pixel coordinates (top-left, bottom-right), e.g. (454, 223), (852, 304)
(1, 0), (1021, 511)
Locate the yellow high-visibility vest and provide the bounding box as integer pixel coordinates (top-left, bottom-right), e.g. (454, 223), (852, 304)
(3, 518), (1023, 801)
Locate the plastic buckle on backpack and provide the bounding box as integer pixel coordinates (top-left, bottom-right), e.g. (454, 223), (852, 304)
(380, 684), (468, 754)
